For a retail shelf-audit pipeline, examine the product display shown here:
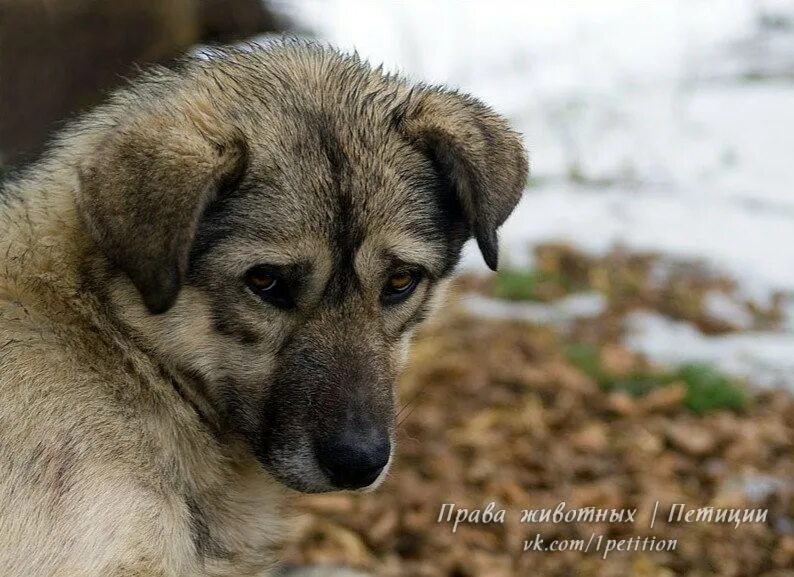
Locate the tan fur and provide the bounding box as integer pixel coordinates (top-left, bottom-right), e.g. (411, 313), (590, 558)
(0, 41), (527, 576)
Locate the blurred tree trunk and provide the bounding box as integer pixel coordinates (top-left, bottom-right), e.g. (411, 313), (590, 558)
(0, 0), (285, 168)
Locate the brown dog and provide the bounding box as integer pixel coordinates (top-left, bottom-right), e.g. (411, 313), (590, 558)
(0, 41), (528, 576)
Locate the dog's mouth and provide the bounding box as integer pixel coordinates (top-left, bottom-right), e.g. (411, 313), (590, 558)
(250, 360), (397, 493)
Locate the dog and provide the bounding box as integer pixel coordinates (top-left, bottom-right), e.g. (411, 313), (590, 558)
(0, 41), (528, 576)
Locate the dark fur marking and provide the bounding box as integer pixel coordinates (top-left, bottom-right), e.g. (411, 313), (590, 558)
(313, 118), (366, 307)
(159, 364), (222, 436)
(187, 172), (273, 270)
(185, 494), (230, 560)
(396, 291), (433, 336)
(324, 187), (362, 306)
(315, 114), (348, 178)
(211, 310), (262, 346)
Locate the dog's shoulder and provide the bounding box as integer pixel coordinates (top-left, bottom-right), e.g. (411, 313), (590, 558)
(0, 250), (288, 577)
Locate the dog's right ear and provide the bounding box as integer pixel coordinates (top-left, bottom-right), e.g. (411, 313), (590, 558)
(396, 87), (528, 271)
(77, 110), (247, 314)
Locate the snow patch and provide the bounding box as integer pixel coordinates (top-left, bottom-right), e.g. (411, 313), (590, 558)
(463, 292), (606, 326)
(624, 311), (794, 390)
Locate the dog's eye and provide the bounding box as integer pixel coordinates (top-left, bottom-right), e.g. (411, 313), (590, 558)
(245, 266), (294, 309)
(382, 271), (421, 305)
(247, 270), (277, 291)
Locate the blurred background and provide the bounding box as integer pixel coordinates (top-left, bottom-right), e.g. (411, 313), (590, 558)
(2, 1), (792, 575)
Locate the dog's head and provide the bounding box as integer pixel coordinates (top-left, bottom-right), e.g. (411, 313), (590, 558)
(76, 44), (527, 492)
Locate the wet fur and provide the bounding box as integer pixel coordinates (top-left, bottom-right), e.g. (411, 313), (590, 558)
(0, 41), (527, 576)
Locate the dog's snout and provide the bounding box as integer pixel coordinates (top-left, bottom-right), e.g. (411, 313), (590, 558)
(316, 427), (391, 489)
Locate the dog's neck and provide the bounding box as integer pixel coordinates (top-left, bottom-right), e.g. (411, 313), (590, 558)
(3, 155), (252, 439)
(1, 165), (294, 572)
(0, 162), (90, 313)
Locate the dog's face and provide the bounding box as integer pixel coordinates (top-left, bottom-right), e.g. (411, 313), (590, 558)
(76, 45), (527, 493)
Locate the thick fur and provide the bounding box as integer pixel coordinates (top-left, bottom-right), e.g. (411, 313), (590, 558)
(0, 41), (527, 576)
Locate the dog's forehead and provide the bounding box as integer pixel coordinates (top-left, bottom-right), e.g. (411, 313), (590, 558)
(239, 115), (441, 242)
(194, 108), (449, 275)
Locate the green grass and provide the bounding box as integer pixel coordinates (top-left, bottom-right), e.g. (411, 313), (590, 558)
(676, 363), (747, 414)
(494, 265), (749, 414)
(565, 344), (747, 414)
(492, 270), (548, 301)
(492, 269), (581, 302)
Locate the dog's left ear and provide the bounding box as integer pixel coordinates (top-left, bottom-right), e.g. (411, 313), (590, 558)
(397, 88), (529, 270)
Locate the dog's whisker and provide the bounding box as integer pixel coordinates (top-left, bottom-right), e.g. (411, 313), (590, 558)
(396, 387), (425, 419)
(397, 399), (422, 428)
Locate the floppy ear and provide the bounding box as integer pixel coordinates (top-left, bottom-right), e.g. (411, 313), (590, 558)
(78, 111), (247, 314)
(398, 88), (528, 270)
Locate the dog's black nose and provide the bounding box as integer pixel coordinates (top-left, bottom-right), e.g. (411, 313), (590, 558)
(316, 428), (391, 489)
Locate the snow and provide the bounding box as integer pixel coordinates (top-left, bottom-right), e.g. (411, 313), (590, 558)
(703, 291), (755, 330)
(274, 0), (794, 388)
(279, 0), (794, 293)
(625, 311), (794, 389)
(463, 292), (606, 326)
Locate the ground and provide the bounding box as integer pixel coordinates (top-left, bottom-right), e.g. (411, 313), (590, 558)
(273, 11), (794, 568)
(283, 246), (794, 576)
(279, 0), (794, 392)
